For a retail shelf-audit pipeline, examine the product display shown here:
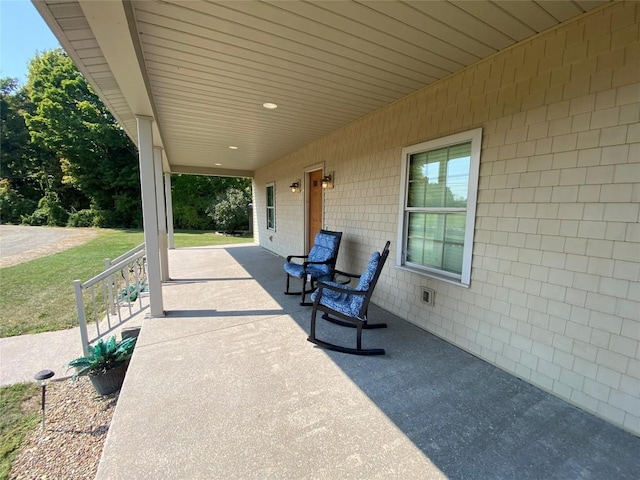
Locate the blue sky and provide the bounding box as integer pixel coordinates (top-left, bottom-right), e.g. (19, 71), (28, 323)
(1, 0), (61, 84)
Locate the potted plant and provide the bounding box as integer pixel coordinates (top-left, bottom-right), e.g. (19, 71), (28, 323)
(67, 335), (137, 395)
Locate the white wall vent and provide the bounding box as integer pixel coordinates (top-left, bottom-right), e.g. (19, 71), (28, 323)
(421, 287), (435, 306)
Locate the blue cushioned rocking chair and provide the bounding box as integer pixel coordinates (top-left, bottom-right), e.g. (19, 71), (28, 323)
(284, 230), (342, 306)
(308, 241), (390, 355)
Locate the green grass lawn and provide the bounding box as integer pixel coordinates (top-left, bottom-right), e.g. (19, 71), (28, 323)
(0, 383), (39, 480)
(0, 229), (253, 337)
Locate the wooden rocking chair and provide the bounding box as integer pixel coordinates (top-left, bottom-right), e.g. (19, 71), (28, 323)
(307, 241), (390, 355)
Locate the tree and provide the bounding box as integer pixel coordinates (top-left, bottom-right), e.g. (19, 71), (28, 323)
(172, 174), (251, 230)
(2, 49), (254, 230)
(23, 49), (142, 227)
(206, 185), (252, 233)
(0, 78), (39, 222)
(1, 79), (30, 181)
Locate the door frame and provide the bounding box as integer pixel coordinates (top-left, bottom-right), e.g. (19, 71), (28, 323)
(304, 162), (325, 251)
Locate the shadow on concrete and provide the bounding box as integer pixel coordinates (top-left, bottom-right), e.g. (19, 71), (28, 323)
(167, 277), (254, 283)
(166, 309), (286, 318)
(222, 245), (640, 480)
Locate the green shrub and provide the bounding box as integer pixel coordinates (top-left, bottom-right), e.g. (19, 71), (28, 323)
(67, 208), (105, 227)
(0, 180), (36, 224)
(174, 204), (212, 230)
(21, 191), (68, 226)
(207, 187), (251, 233)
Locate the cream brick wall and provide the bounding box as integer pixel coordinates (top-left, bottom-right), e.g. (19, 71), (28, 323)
(254, 2), (640, 434)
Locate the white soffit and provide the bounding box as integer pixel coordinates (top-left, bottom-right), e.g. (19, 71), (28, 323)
(35, 0), (610, 176)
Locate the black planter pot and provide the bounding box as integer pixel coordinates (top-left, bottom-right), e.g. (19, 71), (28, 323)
(89, 361), (128, 395)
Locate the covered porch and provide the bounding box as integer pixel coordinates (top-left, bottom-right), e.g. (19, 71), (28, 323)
(34, 0), (640, 450)
(97, 244), (639, 479)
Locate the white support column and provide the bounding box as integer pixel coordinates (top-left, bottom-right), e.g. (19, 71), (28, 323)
(154, 147), (169, 281)
(136, 115), (164, 317)
(164, 172), (175, 249)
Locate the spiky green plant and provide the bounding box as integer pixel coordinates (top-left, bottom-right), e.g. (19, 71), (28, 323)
(67, 336), (137, 378)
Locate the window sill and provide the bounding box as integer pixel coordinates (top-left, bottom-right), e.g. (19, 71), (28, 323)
(395, 265), (470, 288)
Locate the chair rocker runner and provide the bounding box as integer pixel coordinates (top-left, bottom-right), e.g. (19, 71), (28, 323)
(284, 230), (342, 306)
(308, 241), (391, 355)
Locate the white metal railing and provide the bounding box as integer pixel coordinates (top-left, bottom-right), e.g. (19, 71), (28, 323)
(74, 244), (148, 355)
(103, 243), (146, 315)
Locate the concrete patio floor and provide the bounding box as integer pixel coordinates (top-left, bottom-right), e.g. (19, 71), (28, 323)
(97, 244), (639, 479)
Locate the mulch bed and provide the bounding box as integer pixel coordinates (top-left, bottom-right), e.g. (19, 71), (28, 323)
(10, 377), (117, 479)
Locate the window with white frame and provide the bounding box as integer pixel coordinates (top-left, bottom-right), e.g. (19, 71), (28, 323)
(397, 128), (482, 286)
(266, 182), (275, 230)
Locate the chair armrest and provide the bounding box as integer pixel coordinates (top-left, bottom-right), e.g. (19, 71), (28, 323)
(333, 269), (362, 280)
(286, 254), (309, 262)
(316, 281), (366, 297)
(303, 259), (332, 267)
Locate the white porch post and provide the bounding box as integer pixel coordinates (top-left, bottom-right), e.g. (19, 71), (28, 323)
(136, 115), (164, 316)
(164, 172), (175, 249)
(154, 147), (170, 281)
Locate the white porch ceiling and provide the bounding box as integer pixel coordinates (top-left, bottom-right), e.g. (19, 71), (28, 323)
(34, 0), (609, 177)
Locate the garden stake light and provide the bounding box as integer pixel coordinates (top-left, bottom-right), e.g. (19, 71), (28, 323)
(34, 369), (55, 431)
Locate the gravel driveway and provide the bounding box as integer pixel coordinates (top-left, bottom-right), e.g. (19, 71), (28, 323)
(0, 225), (98, 268)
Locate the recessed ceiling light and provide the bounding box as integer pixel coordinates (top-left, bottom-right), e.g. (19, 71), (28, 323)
(262, 102), (278, 109)
(215, 163), (222, 166)
(228, 146), (238, 149)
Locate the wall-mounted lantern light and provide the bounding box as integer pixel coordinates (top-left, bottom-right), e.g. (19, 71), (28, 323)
(289, 181), (301, 193)
(322, 173), (334, 189)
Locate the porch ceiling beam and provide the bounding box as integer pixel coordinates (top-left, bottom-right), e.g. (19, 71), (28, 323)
(169, 165), (254, 178)
(79, 0), (170, 171)
(78, 1), (150, 116)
